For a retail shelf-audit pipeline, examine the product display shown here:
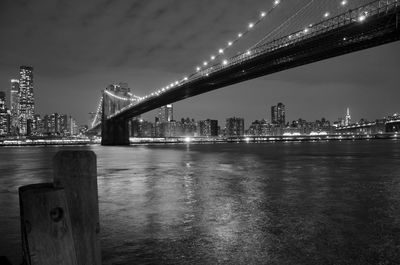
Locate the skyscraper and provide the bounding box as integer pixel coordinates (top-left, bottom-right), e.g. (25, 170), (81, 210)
(18, 66), (35, 135)
(68, 116), (79, 136)
(158, 104), (173, 123)
(345, 108), (351, 126)
(271, 105), (277, 124)
(271, 102), (286, 126)
(0, 91), (9, 135)
(277, 103), (286, 126)
(10, 79), (19, 134)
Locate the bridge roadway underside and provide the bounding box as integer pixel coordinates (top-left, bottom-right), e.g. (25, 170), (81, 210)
(102, 9), (400, 145)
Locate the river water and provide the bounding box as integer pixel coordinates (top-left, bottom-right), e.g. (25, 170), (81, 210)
(1, 141), (400, 264)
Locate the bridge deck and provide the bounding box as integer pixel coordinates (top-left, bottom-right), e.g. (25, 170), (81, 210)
(89, 0), (399, 135)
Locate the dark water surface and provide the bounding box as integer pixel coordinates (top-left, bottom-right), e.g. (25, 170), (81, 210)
(1, 141), (400, 264)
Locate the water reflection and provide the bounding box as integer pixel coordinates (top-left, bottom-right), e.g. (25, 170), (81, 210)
(1, 141), (400, 264)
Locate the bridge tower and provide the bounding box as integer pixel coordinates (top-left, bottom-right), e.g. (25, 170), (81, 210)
(101, 84), (131, 146)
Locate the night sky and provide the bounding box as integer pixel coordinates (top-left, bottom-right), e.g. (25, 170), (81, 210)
(0, 0), (399, 127)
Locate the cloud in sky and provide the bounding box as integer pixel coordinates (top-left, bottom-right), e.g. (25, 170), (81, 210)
(0, 0), (399, 125)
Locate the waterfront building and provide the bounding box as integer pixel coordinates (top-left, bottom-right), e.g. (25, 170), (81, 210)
(68, 116), (79, 136)
(155, 104), (173, 137)
(154, 117), (161, 137)
(226, 117), (244, 137)
(18, 66), (35, 135)
(51, 113), (60, 134)
(345, 108), (351, 126)
(59, 114), (68, 135)
(271, 103), (286, 127)
(158, 104), (173, 123)
(199, 119), (218, 137)
(248, 120), (262, 136)
(130, 118), (141, 137)
(41, 113), (62, 135)
(42, 115), (49, 135)
(248, 119), (272, 136)
(164, 120), (181, 137)
(0, 91), (9, 135)
(140, 120), (154, 137)
(130, 118), (155, 138)
(271, 106), (277, 124)
(10, 79), (19, 134)
(180, 118), (197, 136)
(32, 114), (42, 135)
(142, 121), (154, 137)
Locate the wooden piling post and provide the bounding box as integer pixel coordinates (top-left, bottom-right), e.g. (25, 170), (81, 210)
(0, 256), (13, 265)
(19, 183), (78, 265)
(53, 151), (101, 265)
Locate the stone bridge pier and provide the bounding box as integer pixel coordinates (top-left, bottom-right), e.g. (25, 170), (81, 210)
(101, 89), (130, 146)
(101, 117), (129, 146)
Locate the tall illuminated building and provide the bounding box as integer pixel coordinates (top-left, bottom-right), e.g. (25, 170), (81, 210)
(345, 107), (351, 126)
(271, 102), (286, 126)
(0, 91), (9, 135)
(18, 66), (35, 135)
(10, 79), (20, 134)
(158, 104), (173, 123)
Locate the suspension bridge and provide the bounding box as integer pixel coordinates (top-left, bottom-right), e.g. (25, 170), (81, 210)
(89, 0), (400, 145)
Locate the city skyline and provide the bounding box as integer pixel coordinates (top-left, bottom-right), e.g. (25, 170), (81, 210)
(2, 65), (393, 136)
(0, 66), (81, 137)
(0, 0), (399, 126)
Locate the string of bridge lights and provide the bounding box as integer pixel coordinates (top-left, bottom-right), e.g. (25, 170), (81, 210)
(92, 95), (103, 128)
(104, 90), (138, 101)
(102, 0), (372, 111)
(136, 0), (360, 102)
(128, 0), (283, 103)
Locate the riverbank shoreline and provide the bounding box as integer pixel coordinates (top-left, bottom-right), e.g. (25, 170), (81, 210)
(0, 133), (397, 147)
